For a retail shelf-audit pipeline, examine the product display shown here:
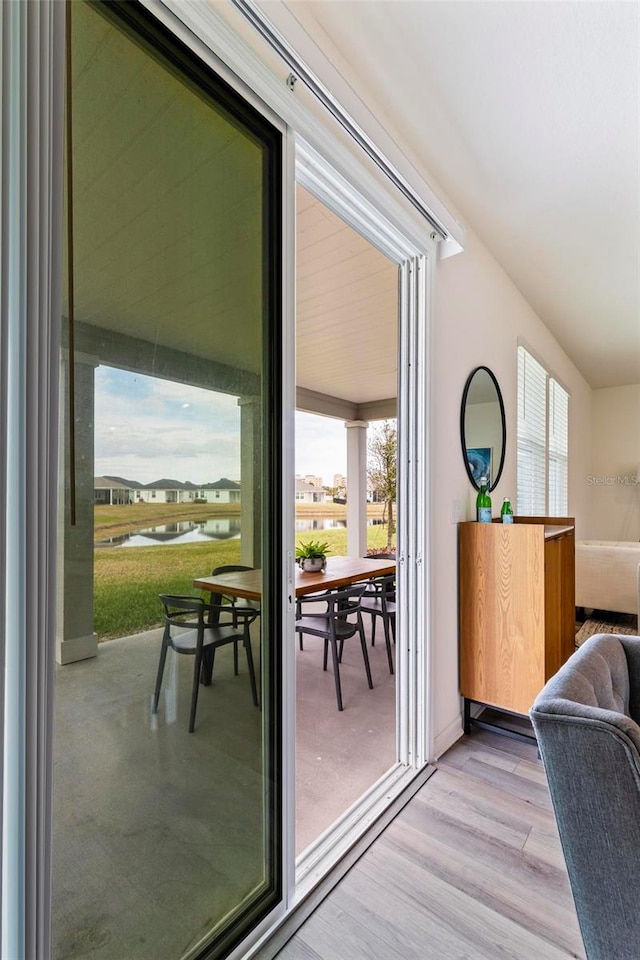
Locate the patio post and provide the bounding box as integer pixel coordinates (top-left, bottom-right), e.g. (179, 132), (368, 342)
(56, 351), (99, 664)
(239, 396), (261, 567)
(345, 420), (369, 557)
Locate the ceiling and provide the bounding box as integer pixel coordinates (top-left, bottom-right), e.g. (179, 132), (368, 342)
(72, 1), (398, 410)
(296, 186), (398, 405)
(72, 0), (264, 377)
(269, 1), (640, 390)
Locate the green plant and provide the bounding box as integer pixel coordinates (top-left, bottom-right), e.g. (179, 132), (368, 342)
(295, 538), (331, 560)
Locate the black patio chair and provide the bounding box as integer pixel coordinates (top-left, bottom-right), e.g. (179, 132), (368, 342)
(357, 573), (396, 675)
(209, 565), (261, 675)
(295, 583), (372, 711)
(153, 594), (258, 733)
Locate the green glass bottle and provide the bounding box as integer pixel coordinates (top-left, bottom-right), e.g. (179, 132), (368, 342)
(501, 497), (514, 523)
(476, 478), (492, 523)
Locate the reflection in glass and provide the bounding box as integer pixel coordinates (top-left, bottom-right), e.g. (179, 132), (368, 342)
(53, 3), (278, 958)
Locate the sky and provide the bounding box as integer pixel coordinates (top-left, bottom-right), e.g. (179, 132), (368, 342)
(94, 366), (242, 483)
(295, 411), (347, 484)
(94, 366), (347, 485)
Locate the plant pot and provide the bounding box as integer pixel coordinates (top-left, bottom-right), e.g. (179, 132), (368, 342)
(301, 557), (325, 573)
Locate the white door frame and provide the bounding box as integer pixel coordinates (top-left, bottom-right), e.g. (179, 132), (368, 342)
(3, 0), (439, 955)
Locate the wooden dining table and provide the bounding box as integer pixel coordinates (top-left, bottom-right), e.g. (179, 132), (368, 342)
(193, 555), (396, 601)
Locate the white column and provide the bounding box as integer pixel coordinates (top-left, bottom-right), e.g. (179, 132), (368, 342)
(56, 352), (99, 664)
(345, 420), (369, 557)
(238, 396), (261, 567)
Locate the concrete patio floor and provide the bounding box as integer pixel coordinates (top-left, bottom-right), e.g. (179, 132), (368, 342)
(52, 619), (396, 959)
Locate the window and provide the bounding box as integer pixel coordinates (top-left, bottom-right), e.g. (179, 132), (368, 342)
(517, 346), (569, 516)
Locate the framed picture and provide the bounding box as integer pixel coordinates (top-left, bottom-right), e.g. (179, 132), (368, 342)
(466, 447), (492, 486)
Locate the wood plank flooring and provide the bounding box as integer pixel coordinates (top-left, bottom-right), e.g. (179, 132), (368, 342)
(275, 729), (585, 960)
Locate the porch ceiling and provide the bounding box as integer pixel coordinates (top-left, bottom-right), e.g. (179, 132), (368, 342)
(69, 5), (398, 413)
(296, 186), (398, 410)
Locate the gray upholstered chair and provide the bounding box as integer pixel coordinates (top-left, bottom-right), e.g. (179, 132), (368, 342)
(530, 633), (640, 960)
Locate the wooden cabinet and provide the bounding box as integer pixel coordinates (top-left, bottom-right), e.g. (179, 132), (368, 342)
(459, 518), (575, 718)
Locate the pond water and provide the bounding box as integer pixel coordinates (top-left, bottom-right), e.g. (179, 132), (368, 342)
(295, 518), (385, 531)
(97, 518), (242, 547)
(97, 516), (387, 548)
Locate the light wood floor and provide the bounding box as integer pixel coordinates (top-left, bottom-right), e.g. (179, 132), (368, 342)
(275, 728), (585, 960)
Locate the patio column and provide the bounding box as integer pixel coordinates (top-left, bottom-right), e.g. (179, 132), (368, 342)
(56, 351), (99, 664)
(239, 396), (261, 567)
(345, 420), (369, 557)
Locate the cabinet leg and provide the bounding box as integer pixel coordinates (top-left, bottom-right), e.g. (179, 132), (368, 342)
(463, 697), (471, 735)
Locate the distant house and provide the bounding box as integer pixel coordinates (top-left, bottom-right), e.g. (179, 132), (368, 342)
(95, 476), (241, 504)
(194, 478), (241, 504)
(94, 476), (141, 505)
(135, 478), (187, 504)
(295, 480), (329, 504)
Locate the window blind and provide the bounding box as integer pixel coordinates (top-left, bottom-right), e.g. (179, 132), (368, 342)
(517, 347), (547, 515)
(548, 378), (569, 515)
(517, 346), (569, 517)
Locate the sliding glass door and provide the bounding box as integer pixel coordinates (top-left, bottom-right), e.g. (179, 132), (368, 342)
(52, 3), (282, 957)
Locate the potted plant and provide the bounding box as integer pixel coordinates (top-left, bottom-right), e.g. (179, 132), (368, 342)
(296, 538), (330, 573)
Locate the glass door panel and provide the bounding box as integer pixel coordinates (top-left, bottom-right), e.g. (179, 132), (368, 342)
(53, 3), (282, 958)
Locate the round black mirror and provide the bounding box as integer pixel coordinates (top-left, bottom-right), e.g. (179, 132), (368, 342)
(460, 366), (506, 492)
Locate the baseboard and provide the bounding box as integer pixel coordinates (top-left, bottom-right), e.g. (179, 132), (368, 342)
(433, 713), (464, 760)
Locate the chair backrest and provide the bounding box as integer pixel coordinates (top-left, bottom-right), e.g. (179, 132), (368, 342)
(208, 565), (258, 623)
(530, 633), (640, 960)
(360, 573), (395, 602)
(211, 564), (254, 577)
(159, 594), (205, 625)
(326, 582), (367, 617)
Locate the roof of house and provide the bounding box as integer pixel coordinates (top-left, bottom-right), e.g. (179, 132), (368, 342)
(102, 475), (144, 489)
(295, 480), (326, 493)
(205, 478), (241, 490)
(94, 476), (241, 490)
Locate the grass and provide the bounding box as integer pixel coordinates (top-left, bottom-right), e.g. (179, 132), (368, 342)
(94, 540), (243, 639)
(93, 507), (394, 640)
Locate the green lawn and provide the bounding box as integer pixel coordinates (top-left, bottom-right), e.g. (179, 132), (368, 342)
(94, 522), (393, 640)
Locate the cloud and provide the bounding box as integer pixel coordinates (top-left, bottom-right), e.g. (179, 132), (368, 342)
(95, 366), (241, 482)
(95, 367), (349, 486)
(295, 411), (346, 483)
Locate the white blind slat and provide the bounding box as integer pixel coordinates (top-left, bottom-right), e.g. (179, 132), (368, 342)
(517, 347), (569, 517)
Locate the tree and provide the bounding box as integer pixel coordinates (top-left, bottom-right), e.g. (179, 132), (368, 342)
(367, 420), (397, 550)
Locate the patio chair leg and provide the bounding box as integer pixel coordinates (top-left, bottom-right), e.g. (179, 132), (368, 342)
(189, 647), (204, 733)
(359, 627), (374, 690)
(338, 638), (344, 662)
(233, 640), (239, 676)
(329, 636), (344, 711)
(371, 618), (376, 647)
(323, 638), (329, 671)
(244, 632), (259, 708)
(152, 630), (170, 713)
(299, 634), (304, 651)
(383, 617), (394, 675)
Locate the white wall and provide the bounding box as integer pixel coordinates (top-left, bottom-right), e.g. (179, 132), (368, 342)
(587, 384), (640, 541)
(431, 229), (593, 757)
(202, 0), (597, 758)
